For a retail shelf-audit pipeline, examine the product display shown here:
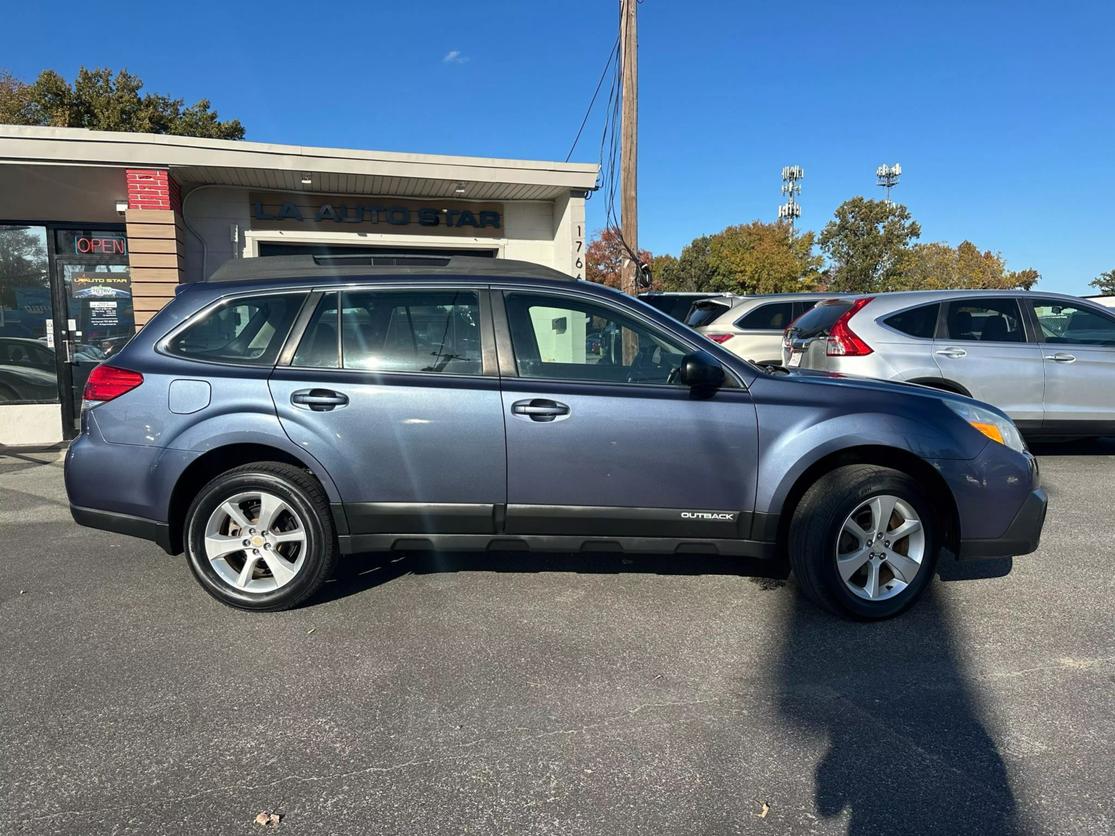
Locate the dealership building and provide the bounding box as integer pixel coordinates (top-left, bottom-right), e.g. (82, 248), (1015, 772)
(0, 125), (598, 446)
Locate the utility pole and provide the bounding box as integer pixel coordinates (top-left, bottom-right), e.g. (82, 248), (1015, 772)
(619, 0), (638, 298)
(619, 0), (639, 363)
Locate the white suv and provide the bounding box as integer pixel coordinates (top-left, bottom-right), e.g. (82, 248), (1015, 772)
(694, 293), (837, 366)
(782, 290), (1115, 438)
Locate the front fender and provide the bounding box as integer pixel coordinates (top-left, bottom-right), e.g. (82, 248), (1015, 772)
(750, 376), (986, 517)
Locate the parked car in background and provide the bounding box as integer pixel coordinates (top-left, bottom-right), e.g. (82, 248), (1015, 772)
(783, 290), (1115, 438)
(0, 337), (58, 402)
(0, 337), (108, 403)
(66, 254), (1045, 620)
(695, 293), (838, 366)
(637, 291), (738, 322)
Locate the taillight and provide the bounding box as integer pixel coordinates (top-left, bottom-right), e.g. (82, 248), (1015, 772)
(827, 297), (875, 357)
(707, 333), (733, 344)
(83, 365), (144, 402)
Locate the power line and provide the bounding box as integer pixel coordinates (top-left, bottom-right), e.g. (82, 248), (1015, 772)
(565, 36), (620, 163)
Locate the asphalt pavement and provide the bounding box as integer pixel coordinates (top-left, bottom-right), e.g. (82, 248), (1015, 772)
(1, 441), (1113, 835)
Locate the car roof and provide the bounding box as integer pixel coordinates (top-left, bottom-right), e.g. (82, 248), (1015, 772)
(729, 291), (847, 306)
(206, 253), (574, 284)
(638, 291), (735, 297)
(836, 289), (1094, 307)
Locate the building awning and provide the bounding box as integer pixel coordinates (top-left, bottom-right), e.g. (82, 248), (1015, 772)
(0, 126), (599, 201)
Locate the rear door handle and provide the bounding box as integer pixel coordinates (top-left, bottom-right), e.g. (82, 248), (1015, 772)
(1044, 352), (1077, 363)
(935, 347), (968, 359)
(511, 398), (570, 422)
(291, 388), (349, 411)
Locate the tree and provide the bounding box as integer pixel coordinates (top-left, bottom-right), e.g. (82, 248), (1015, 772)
(649, 253), (683, 290)
(895, 241), (1040, 291)
(1090, 269), (1115, 295)
(819, 197), (921, 293)
(585, 227), (652, 291)
(0, 68), (245, 140)
(706, 222), (823, 295)
(674, 235), (717, 292)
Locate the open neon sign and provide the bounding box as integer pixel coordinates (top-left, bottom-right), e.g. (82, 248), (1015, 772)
(75, 236), (127, 256)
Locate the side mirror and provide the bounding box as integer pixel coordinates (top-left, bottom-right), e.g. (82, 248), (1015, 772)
(678, 350), (726, 390)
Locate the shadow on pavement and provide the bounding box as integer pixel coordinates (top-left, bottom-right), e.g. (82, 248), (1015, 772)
(1027, 436), (1115, 456)
(776, 586), (1023, 835)
(315, 549), (791, 605)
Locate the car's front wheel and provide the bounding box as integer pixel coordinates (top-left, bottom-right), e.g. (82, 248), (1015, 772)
(184, 462), (337, 611)
(789, 464), (939, 619)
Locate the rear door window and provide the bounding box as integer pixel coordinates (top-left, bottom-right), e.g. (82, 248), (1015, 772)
(944, 299), (1025, 343)
(1030, 299), (1115, 346)
(884, 303), (939, 339)
(735, 302), (794, 331)
(327, 289), (483, 375)
(166, 293), (304, 365)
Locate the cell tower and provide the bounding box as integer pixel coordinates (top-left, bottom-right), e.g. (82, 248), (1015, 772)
(778, 165), (804, 232)
(876, 163), (902, 203)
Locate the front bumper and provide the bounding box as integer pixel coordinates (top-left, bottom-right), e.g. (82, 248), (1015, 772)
(958, 487), (1047, 559)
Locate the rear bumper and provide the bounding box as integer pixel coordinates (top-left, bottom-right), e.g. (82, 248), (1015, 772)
(70, 504), (176, 554)
(958, 487), (1047, 559)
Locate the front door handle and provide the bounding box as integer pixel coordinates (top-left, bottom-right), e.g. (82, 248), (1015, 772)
(935, 347), (968, 359)
(511, 398), (570, 422)
(1044, 352), (1077, 363)
(291, 388), (349, 411)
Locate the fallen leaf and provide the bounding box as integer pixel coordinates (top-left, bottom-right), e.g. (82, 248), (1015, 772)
(254, 811), (282, 827)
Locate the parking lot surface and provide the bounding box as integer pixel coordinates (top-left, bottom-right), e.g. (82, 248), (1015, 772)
(1, 442), (1113, 835)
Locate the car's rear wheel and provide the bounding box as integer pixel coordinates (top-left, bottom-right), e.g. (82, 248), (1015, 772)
(789, 464), (938, 619)
(184, 462), (337, 611)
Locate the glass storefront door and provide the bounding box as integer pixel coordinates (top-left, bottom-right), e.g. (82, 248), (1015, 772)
(53, 229), (134, 434)
(0, 225), (58, 406)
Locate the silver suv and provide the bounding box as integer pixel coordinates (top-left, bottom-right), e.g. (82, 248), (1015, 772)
(783, 290), (1115, 437)
(694, 293), (836, 365)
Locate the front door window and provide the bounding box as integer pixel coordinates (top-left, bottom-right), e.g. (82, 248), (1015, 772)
(1031, 300), (1115, 346)
(504, 291), (688, 385)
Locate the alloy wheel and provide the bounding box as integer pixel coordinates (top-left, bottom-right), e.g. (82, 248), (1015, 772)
(203, 490), (307, 593)
(835, 494), (926, 601)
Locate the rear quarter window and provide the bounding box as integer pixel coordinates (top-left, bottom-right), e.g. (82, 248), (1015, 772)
(165, 293), (304, 365)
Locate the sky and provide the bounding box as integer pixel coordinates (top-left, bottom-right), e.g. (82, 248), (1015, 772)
(3, 0), (1113, 294)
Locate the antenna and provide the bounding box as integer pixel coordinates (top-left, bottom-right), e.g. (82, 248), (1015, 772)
(778, 165), (804, 232)
(876, 163), (902, 204)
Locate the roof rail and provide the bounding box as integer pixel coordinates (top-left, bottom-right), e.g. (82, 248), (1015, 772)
(205, 253), (576, 283)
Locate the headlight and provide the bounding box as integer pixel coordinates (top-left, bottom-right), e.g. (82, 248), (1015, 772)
(944, 400), (1026, 453)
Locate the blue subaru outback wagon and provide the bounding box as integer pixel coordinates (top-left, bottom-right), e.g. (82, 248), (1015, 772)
(65, 255), (1046, 619)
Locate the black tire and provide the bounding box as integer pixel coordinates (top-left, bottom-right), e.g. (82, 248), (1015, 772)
(184, 462), (337, 611)
(788, 464), (939, 619)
